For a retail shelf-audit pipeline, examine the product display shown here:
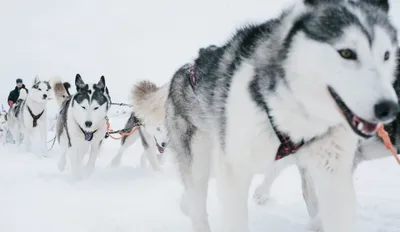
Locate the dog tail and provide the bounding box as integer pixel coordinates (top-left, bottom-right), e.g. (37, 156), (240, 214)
(51, 76), (72, 107)
(131, 80), (169, 124)
(18, 88), (28, 101)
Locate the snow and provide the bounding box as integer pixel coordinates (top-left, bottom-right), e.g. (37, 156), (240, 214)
(1, 0), (400, 231)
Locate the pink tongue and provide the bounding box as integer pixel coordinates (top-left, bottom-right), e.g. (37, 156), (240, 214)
(362, 123), (377, 133)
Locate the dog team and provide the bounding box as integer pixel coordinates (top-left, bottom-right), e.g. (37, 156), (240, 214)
(1, 0), (400, 231)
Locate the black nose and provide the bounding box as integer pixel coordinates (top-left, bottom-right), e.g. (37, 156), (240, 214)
(85, 121), (92, 127)
(374, 100), (398, 121)
(161, 142), (167, 147)
(43, 94), (47, 99)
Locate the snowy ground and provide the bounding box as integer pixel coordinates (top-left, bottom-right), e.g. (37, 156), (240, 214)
(0, 113), (399, 232)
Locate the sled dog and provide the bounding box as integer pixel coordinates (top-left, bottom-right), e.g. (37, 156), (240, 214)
(109, 111), (168, 170)
(53, 74), (110, 180)
(110, 81), (169, 170)
(164, 1), (399, 232)
(8, 76), (52, 156)
(0, 111), (8, 145)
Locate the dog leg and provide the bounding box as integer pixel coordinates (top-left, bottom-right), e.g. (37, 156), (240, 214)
(253, 156), (294, 205)
(216, 158), (253, 232)
(178, 129), (212, 232)
(300, 126), (358, 232)
(58, 149), (67, 172)
(140, 129), (161, 171)
(85, 140), (102, 177)
(110, 132), (139, 167)
(40, 123), (49, 157)
(69, 148), (84, 180)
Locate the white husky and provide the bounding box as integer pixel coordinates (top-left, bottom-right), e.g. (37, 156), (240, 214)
(8, 76), (52, 156)
(53, 74), (110, 180)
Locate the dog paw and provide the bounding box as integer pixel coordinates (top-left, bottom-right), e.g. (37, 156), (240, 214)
(307, 216), (323, 232)
(109, 159), (121, 167)
(180, 193), (190, 217)
(58, 160), (66, 172)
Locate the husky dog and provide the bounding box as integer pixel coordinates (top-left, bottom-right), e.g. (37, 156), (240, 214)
(53, 74), (110, 180)
(165, 1), (399, 232)
(0, 111), (8, 145)
(254, 51), (400, 232)
(109, 111), (168, 170)
(110, 81), (169, 170)
(8, 76), (52, 156)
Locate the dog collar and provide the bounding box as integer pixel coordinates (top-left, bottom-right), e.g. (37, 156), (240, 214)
(79, 126), (97, 142)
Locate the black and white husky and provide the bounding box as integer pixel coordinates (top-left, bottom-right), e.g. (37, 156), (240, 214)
(0, 110), (8, 145)
(53, 74), (110, 180)
(110, 81), (169, 171)
(8, 76), (52, 156)
(164, 0), (399, 232)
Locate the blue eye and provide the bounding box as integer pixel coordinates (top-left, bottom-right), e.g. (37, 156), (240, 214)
(94, 107), (99, 110)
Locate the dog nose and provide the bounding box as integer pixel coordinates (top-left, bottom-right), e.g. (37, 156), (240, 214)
(374, 100), (398, 121)
(43, 94), (47, 99)
(161, 142), (167, 147)
(85, 121), (92, 128)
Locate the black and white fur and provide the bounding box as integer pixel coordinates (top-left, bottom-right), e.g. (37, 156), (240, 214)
(8, 76), (51, 156)
(109, 111), (168, 170)
(110, 80), (169, 170)
(0, 111), (8, 145)
(53, 74), (110, 180)
(164, 1), (399, 232)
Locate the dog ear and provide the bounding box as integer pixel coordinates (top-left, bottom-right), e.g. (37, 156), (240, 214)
(361, 0), (389, 13)
(75, 74), (85, 91)
(33, 75), (40, 85)
(96, 76), (106, 90)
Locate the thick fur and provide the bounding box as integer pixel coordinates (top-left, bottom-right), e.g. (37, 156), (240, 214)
(109, 111), (168, 171)
(255, 49), (400, 231)
(54, 74), (110, 180)
(165, 1), (398, 232)
(7, 75), (52, 157)
(0, 111), (8, 145)
(131, 80), (170, 124)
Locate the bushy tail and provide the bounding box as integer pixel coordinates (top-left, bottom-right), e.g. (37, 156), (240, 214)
(131, 80), (169, 124)
(51, 76), (71, 107)
(18, 88), (28, 101)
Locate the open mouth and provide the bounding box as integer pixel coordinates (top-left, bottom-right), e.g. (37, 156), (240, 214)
(153, 136), (165, 153)
(328, 86), (381, 138)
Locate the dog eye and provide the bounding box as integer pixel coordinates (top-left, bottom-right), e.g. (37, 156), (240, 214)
(38, 88), (42, 91)
(94, 107), (99, 110)
(338, 49), (357, 60)
(81, 106), (86, 110)
(384, 51), (390, 61)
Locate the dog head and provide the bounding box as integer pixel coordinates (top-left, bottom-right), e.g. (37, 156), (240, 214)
(30, 75), (52, 103)
(72, 74), (110, 132)
(283, 0), (398, 138)
(146, 123), (168, 154)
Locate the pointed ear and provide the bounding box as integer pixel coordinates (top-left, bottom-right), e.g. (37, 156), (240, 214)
(361, 0), (389, 13)
(75, 74), (86, 92)
(96, 75), (106, 90)
(33, 75), (40, 85)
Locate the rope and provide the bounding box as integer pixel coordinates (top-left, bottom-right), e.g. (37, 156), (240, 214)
(105, 116), (141, 140)
(111, 102), (133, 107)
